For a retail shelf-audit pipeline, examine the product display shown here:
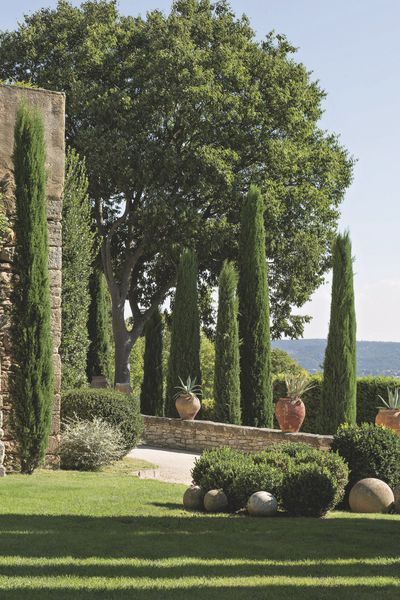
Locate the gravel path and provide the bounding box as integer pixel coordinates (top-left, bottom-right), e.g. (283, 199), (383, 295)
(128, 445), (200, 485)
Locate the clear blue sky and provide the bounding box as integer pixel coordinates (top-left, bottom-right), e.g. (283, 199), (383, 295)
(3, 1), (400, 341)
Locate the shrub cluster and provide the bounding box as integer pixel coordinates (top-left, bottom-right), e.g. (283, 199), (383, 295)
(61, 388), (144, 451)
(60, 416), (123, 471)
(192, 443), (348, 516)
(332, 423), (400, 504)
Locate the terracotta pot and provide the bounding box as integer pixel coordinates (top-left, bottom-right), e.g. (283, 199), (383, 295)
(175, 393), (201, 420)
(275, 397), (305, 433)
(375, 408), (400, 435)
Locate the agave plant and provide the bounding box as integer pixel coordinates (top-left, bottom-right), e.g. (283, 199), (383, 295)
(377, 387), (400, 409)
(173, 376), (202, 401)
(285, 373), (315, 399)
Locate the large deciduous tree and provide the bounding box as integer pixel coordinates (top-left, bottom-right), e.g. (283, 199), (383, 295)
(11, 104), (54, 474)
(319, 232), (357, 434)
(238, 186), (273, 427)
(0, 0), (353, 382)
(61, 148), (94, 389)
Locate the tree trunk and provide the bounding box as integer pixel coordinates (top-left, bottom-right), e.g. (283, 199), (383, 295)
(112, 304), (133, 386)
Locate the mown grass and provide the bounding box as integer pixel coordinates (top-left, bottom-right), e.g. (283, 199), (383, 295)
(0, 461), (399, 599)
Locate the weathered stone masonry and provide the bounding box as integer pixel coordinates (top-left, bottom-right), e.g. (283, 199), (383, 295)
(0, 85), (65, 470)
(142, 415), (333, 453)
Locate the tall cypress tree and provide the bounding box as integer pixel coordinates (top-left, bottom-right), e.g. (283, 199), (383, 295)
(86, 266), (112, 383)
(214, 261), (241, 424)
(11, 104), (54, 474)
(238, 185), (273, 427)
(140, 309), (164, 416)
(61, 148), (94, 390)
(319, 232), (357, 434)
(166, 249), (201, 417)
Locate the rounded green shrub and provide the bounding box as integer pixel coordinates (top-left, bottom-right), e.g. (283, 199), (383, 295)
(281, 464), (339, 517)
(192, 444), (348, 514)
(331, 423), (400, 502)
(60, 417), (124, 471)
(61, 388), (144, 451)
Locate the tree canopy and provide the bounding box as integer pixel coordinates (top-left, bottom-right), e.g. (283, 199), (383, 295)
(0, 0), (353, 353)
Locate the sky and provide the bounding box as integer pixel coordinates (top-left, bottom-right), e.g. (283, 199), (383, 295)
(2, 0), (400, 341)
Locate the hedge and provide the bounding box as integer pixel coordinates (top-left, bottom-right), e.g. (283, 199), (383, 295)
(200, 375), (400, 433)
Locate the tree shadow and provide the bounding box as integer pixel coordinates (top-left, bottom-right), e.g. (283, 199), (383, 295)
(0, 514), (398, 598)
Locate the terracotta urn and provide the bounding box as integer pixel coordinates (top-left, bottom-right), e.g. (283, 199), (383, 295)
(275, 397), (306, 433)
(375, 408), (400, 435)
(175, 393), (201, 420)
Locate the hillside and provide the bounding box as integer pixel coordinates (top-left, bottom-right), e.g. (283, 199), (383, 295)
(272, 339), (400, 377)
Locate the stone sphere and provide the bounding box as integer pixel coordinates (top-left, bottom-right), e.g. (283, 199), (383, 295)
(393, 484), (400, 513)
(349, 478), (394, 514)
(203, 489), (228, 512)
(247, 491), (278, 517)
(183, 486), (205, 510)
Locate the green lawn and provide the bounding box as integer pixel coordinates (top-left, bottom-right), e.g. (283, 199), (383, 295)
(0, 460), (399, 599)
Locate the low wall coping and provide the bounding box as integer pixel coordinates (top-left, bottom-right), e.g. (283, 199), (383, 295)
(141, 415), (333, 453)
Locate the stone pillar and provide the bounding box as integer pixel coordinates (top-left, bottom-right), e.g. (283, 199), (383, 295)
(0, 84), (65, 470)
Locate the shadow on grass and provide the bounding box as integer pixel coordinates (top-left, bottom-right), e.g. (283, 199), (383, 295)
(0, 514), (399, 599)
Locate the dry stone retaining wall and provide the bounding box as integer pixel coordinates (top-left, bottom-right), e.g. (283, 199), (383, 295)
(142, 415), (333, 453)
(0, 85), (65, 470)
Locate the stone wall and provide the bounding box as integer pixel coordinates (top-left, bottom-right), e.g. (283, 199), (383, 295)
(142, 416), (333, 453)
(0, 85), (65, 470)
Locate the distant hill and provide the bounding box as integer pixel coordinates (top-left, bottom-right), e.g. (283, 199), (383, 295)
(271, 339), (400, 377)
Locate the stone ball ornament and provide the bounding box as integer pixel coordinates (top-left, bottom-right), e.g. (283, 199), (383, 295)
(183, 485), (205, 510)
(349, 478), (394, 513)
(247, 491), (278, 517)
(203, 489), (228, 512)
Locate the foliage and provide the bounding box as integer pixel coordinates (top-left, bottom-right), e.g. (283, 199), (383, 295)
(172, 376), (202, 401)
(271, 348), (307, 376)
(61, 388), (143, 451)
(192, 443), (348, 514)
(166, 249), (201, 416)
(200, 398), (216, 421)
(200, 332), (215, 398)
(214, 261), (241, 424)
(140, 309), (164, 416)
(377, 387), (400, 409)
(86, 267), (112, 383)
(319, 232), (357, 434)
(285, 373), (316, 398)
(0, 1), (353, 385)
(130, 334), (145, 396)
(60, 148), (95, 389)
(10, 104), (53, 474)
(60, 416), (124, 471)
(331, 423), (400, 503)
(280, 464), (339, 517)
(238, 186), (272, 427)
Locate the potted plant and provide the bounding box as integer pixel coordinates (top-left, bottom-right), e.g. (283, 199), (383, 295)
(173, 376), (202, 420)
(275, 374), (315, 433)
(376, 387), (400, 435)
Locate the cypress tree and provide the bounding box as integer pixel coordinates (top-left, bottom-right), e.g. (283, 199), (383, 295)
(166, 249), (201, 416)
(319, 232), (357, 434)
(11, 104), (54, 474)
(140, 309), (164, 416)
(86, 266), (112, 383)
(238, 185), (273, 427)
(214, 261), (241, 424)
(60, 148), (94, 389)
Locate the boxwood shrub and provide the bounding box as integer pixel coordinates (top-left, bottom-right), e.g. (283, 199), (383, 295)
(192, 443), (348, 515)
(331, 423), (400, 504)
(281, 464), (339, 517)
(61, 388), (144, 451)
